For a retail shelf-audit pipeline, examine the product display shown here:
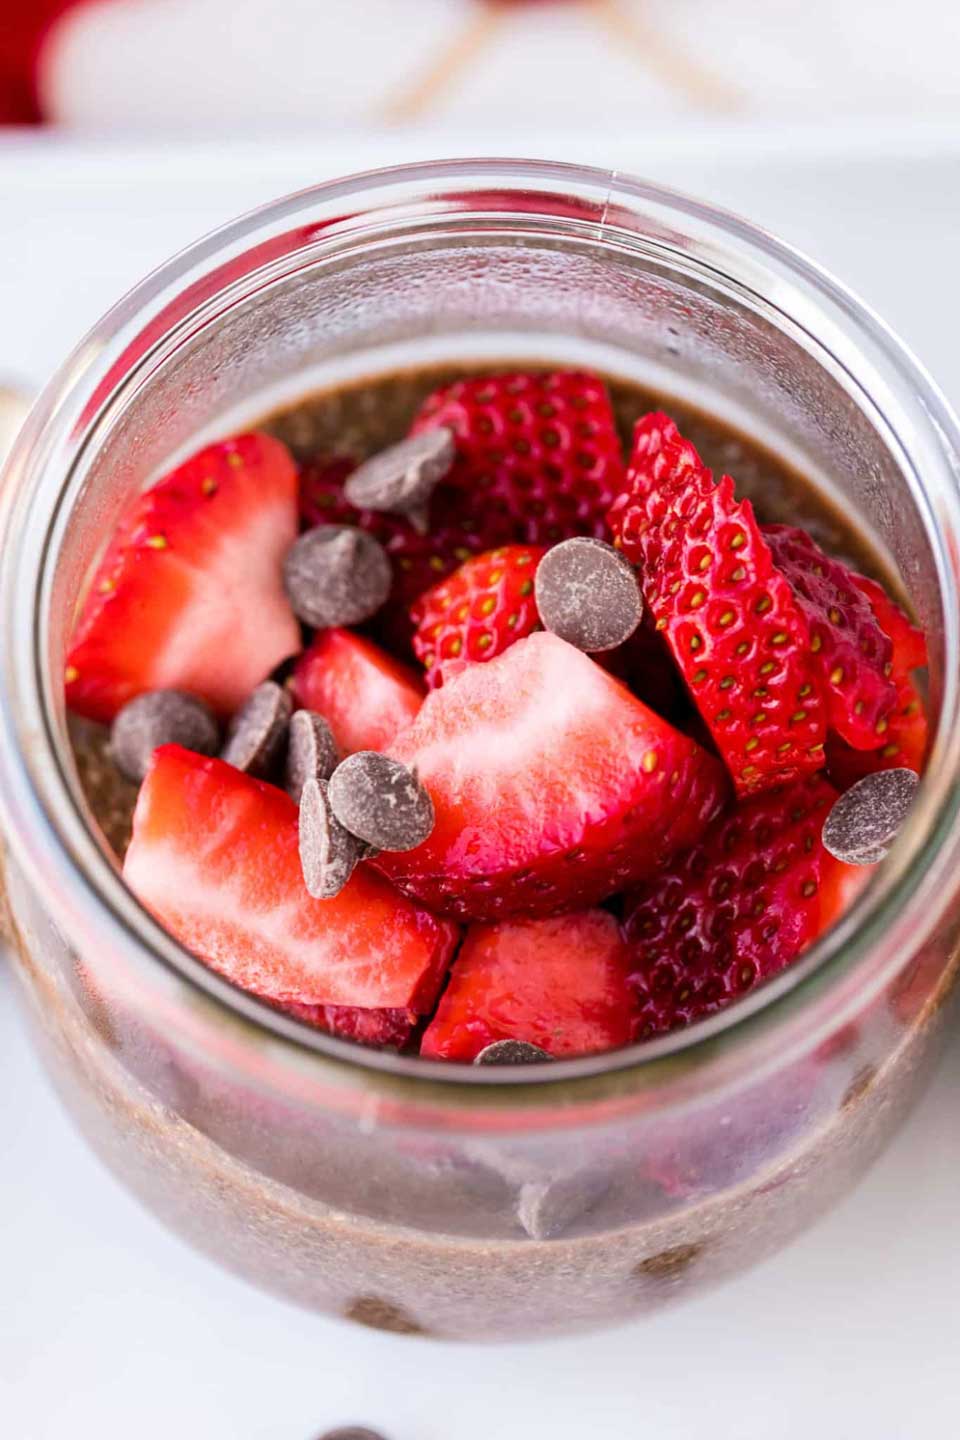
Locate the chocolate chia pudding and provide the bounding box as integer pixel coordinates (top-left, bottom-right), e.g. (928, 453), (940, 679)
(4, 364), (945, 1339)
(4, 165), (960, 1345)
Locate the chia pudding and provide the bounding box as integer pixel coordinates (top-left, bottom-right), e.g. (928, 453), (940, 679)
(6, 361), (948, 1338)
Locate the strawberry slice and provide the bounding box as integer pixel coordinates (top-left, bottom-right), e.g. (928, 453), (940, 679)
(763, 525), (895, 750)
(375, 631), (728, 921)
(623, 776), (869, 1039)
(421, 910), (635, 1062)
(66, 433), (301, 724)
(298, 453), (516, 635)
(827, 578), (928, 788)
(411, 544), (545, 688)
(608, 412), (827, 796)
(597, 614), (694, 731)
(828, 673), (928, 788)
(852, 574), (927, 674)
(123, 746), (458, 1011)
(280, 999), (417, 1050)
(291, 627), (424, 755)
(411, 370), (626, 547)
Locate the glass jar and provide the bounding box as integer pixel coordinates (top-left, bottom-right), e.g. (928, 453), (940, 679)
(1, 160), (959, 1342)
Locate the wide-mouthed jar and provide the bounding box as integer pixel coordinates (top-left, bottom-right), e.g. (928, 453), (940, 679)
(1, 160), (959, 1342)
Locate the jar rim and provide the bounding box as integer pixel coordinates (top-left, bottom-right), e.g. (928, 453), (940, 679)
(2, 156), (959, 1104)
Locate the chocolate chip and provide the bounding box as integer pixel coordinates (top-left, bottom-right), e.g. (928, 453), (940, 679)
(822, 767), (919, 866)
(475, 1039), (553, 1065)
(221, 681), (292, 778)
(534, 536), (643, 652)
(343, 428), (455, 534)
(317, 1429), (388, 1440)
(283, 525), (391, 628)
(516, 1170), (609, 1240)
(327, 752), (434, 852)
(299, 778), (362, 899)
(109, 689), (219, 782)
(285, 710), (340, 802)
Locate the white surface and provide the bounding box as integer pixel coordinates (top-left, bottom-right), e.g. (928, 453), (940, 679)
(40, 0), (960, 128)
(2, 132), (960, 1438)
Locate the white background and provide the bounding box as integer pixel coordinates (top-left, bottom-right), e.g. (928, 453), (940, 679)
(2, 127), (960, 1438)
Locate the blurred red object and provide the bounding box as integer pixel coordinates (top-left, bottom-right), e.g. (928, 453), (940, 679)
(0, 0), (90, 123)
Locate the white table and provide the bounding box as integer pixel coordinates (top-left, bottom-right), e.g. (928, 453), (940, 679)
(2, 128), (960, 1440)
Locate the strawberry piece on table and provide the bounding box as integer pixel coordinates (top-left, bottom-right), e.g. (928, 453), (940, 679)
(292, 627), (424, 755)
(411, 370), (626, 547)
(623, 776), (870, 1039)
(608, 412), (827, 796)
(375, 631), (728, 921)
(411, 544), (545, 688)
(827, 577), (928, 788)
(124, 747), (458, 1011)
(421, 910), (635, 1062)
(763, 525), (895, 750)
(66, 433), (301, 724)
(280, 999), (417, 1050)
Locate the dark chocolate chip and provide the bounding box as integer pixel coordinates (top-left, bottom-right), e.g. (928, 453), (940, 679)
(343, 428), (455, 534)
(475, 1039), (553, 1065)
(516, 1170), (609, 1240)
(109, 689), (219, 782)
(327, 752), (434, 852)
(221, 681), (292, 778)
(299, 778), (362, 899)
(822, 766), (919, 866)
(285, 710), (340, 802)
(283, 525), (391, 628)
(534, 536), (643, 652)
(316, 1429), (388, 1440)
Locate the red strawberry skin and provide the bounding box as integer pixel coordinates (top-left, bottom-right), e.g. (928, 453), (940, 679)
(852, 574), (927, 673)
(280, 999), (417, 1050)
(624, 777), (869, 1039)
(296, 371), (624, 648)
(298, 454), (516, 632)
(421, 910), (635, 1062)
(66, 433), (301, 723)
(123, 746), (458, 1011)
(376, 632), (729, 921)
(292, 627), (424, 755)
(827, 578), (928, 787)
(608, 413), (827, 796)
(411, 544), (545, 688)
(763, 525), (895, 750)
(411, 370), (626, 547)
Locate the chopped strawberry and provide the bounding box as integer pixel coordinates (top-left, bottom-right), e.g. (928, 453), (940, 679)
(291, 627), (424, 755)
(123, 746), (458, 1011)
(623, 777), (870, 1039)
(763, 525), (895, 750)
(280, 999), (417, 1050)
(411, 544), (545, 688)
(375, 632), (728, 920)
(298, 454), (360, 529)
(421, 910), (635, 1061)
(852, 574), (927, 674)
(298, 453), (515, 637)
(66, 433), (301, 724)
(827, 578), (928, 787)
(411, 370), (626, 547)
(597, 614), (694, 730)
(608, 412), (827, 796)
(828, 672), (928, 789)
